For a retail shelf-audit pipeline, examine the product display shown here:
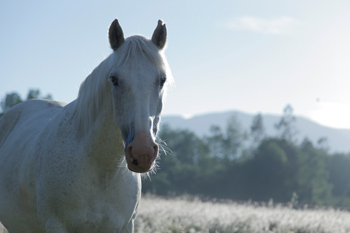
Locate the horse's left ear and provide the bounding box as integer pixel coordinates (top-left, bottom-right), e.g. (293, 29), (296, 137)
(109, 18), (125, 51)
(152, 20), (167, 50)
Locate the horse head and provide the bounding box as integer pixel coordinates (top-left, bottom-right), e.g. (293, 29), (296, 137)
(108, 19), (170, 173)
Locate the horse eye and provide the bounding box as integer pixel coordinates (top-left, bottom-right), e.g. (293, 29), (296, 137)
(110, 75), (119, 86)
(160, 76), (166, 87)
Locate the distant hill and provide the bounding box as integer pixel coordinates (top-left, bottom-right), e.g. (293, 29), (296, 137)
(162, 110), (350, 153)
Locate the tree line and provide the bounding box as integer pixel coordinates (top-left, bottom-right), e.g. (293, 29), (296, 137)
(144, 105), (350, 207)
(2, 92), (350, 206)
(0, 89), (52, 117)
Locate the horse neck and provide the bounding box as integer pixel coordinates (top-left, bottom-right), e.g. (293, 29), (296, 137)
(83, 99), (125, 172)
(72, 61), (125, 172)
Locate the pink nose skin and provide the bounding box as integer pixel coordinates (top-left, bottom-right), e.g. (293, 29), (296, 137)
(125, 133), (159, 173)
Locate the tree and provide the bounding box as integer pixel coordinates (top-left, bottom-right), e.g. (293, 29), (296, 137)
(206, 125), (225, 158)
(317, 137), (329, 152)
(298, 139), (332, 204)
(27, 89), (53, 100)
(241, 138), (296, 202)
(275, 104), (297, 142)
(0, 92), (22, 116)
(143, 124), (214, 195)
(205, 116), (246, 160)
(250, 113), (266, 148)
(0, 89), (53, 117)
(326, 153), (350, 205)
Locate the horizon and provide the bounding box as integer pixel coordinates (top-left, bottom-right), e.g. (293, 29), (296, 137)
(161, 107), (350, 153)
(163, 107), (350, 130)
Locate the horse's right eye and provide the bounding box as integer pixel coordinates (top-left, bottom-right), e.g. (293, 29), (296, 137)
(160, 76), (166, 87)
(110, 75), (119, 86)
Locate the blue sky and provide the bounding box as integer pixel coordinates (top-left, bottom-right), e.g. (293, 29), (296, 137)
(1, 1), (350, 128)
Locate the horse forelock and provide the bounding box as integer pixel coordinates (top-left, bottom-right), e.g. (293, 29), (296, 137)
(115, 36), (169, 73)
(73, 35), (173, 137)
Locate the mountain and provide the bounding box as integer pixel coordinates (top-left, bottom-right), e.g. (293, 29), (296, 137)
(161, 110), (350, 153)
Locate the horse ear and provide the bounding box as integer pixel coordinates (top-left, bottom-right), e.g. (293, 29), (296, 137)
(151, 20), (167, 50)
(109, 18), (125, 51)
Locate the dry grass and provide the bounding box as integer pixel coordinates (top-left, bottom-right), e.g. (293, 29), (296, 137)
(1, 195), (350, 233)
(135, 195), (350, 233)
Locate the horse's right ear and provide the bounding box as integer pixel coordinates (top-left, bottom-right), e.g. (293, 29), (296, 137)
(109, 19), (125, 51)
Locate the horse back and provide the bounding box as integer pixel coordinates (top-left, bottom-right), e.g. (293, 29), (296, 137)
(0, 105), (21, 147)
(0, 99), (66, 148)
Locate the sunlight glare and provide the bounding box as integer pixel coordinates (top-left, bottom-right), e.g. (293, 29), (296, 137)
(309, 102), (350, 129)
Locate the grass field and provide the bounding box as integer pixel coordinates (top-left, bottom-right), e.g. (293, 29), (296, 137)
(135, 195), (350, 233)
(1, 195), (350, 233)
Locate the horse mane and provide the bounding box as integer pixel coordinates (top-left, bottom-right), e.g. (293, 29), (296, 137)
(72, 35), (173, 137)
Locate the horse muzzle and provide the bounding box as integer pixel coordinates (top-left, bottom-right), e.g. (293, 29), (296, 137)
(125, 132), (158, 173)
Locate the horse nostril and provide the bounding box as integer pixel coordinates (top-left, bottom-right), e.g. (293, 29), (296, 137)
(153, 144), (159, 154)
(132, 159), (139, 165)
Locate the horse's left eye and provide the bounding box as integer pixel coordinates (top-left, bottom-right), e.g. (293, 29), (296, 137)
(110, 75), (119, 86)
(160, 76), (166, 87)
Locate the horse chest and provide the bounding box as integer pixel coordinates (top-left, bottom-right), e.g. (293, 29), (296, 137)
(67, 184), (139, 233)
(39, 167), (140, 233)
(66, 202), (131, 233)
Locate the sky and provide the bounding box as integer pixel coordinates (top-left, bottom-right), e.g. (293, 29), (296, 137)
(1, 0), (350, 128)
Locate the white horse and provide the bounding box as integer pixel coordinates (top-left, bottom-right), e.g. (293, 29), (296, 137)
(0, 18), (172, 233)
